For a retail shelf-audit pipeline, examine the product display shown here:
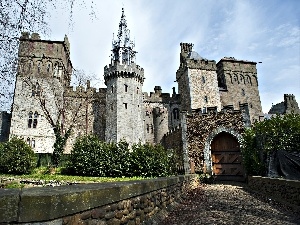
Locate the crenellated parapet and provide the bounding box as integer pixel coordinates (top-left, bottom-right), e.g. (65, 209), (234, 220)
(64, 85), (106, 101)
(104, 63), (144, 85)
(143, 86), (180, 104)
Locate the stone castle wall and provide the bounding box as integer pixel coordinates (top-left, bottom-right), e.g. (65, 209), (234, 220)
(217, 58), (263, 122)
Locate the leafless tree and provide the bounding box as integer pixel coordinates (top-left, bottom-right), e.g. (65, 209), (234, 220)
(0, 0), (97, 112)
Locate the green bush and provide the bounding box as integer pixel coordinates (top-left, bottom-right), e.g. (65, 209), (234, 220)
(0, 137), (36, 175)
(241, 114), (300, 176)
(67, 136), (175, 177)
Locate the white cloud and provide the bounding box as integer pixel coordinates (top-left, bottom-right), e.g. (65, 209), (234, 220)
(44, 0), (300, 113)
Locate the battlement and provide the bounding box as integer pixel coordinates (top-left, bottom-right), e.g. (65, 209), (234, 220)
(64, 82), (106, 99)
(217, 57), (257, 73)
(143, 86), (180, 103)
(104, 62), (144, 84)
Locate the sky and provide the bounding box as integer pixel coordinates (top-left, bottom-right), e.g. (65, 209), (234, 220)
(46, 0), (300, 113)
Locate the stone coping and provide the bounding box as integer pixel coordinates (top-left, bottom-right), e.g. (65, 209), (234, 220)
(0, 174), (195, 223)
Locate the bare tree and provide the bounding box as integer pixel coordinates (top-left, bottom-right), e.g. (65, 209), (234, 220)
(0, 0), (98, 112)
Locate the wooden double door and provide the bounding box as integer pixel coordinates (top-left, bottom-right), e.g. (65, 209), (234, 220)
(211, 132), (245, 181)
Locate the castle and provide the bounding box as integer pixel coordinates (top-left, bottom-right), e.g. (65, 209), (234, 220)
(3, 9), (299, 179)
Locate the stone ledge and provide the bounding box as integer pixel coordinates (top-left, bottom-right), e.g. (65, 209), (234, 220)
(0, 175), (195, 223)
(248, 176), (300, 209)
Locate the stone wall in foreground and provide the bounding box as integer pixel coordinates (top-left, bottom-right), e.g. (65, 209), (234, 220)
(0, 175), (197, 224)
(248, 176), (300, 209)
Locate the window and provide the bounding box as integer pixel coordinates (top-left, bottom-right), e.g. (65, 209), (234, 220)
(28, 111), (33, 128)
(33, 111), (38, 128)
(124, 103), (127, 109)
(111, 85), (114, 93)
(146, 124), (149, 133)
(32, 139), (35, 148)
(124, 84), (128, 92)
(242, 89), (245, 96)
(202, 76), (205, 83)
(53, 63), (58, 77)
(202, 107), (207, 113)
(173, 108), (180, 120)
(204, 96), (208, 103)
(37, 61), (42, 73)
(32, 83), (41, 97)
(27, 137), (30, 145)
(137, 87), (139, 94)
(46, 62), (52, 73)
(150, 124), (154, 134)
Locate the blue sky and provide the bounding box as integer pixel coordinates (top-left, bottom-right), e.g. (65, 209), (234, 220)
(47, 0), (300, 113)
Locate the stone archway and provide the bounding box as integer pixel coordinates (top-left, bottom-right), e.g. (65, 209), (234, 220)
(203, 127), (245, 181)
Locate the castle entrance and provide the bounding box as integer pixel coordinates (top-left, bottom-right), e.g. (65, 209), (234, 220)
(210, 132), (245, 181)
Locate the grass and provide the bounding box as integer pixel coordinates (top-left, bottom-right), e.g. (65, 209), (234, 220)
(0, 167), (146, 188)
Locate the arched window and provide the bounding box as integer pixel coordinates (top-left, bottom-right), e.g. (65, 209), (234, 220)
(36, 83), (41, 96)
(33, 111), (38, 128)
(28, 111), (33, 128)
(46, 62), (52, 73)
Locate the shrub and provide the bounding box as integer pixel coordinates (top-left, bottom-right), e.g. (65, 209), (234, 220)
(67, 136), (175, 177)
(241, 114), (300, 176)
(0, 137), (36, 175)
(130, 143), (173, 177)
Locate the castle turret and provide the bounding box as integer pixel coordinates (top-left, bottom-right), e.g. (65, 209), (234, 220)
(176, 43), (221, 112)
(104, 8), (145, 144)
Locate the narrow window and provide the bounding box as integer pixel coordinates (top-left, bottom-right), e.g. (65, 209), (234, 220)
(46, 63), (51, 73)
(111, 85), (114, 93)
(204, 96), (208, 103)
(124, 103), (127, 109)
(242, 89), (245, 96)
(202, 107), (207, 113)
(37, 61), (41, 73)
(124, 84), (128, 92)
(27, 137), (30, 145)
(32, 139), (35, 148)
(33, 111), (38, 128)
(32, 84), (36, 96)
(146, 124), (149, 133)
(36, 83), (41, 96)
(173, 108), (179, 120)
(150, 124), (154, 134)
(137, 87), (139, 94)
(53, 63), (58, 77)
(28, 111), (33, 128)
(111, 104), (113, 110)
(202, 76), (205, 83)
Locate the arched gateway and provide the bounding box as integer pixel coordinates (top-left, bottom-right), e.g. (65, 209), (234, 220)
(210, 132), (245, 181)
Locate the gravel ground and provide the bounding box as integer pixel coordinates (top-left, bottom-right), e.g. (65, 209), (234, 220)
(159, 182), (300, 225)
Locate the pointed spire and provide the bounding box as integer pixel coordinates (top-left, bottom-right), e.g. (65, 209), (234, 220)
(111, 8), (136, 65)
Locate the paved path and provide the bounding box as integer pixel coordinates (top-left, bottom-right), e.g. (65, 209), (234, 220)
(159, 182), (299, 225)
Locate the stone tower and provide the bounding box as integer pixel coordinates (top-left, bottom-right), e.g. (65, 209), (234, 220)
(104, 8), (145, 144)
(284, 94), (300, 114)
(217, 57), (263, 122)
(176, 43), (221, 112)
(10, 32), (72, 152)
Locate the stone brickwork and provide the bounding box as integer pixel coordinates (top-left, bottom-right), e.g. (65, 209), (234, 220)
(248, 176), (300, 209)
(217, 57), (263, 122)
(143, 86), (180, 144)
(268, 94), (300, 116)
(0, 175), (198, 224)
(185, 106), (247, 173)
